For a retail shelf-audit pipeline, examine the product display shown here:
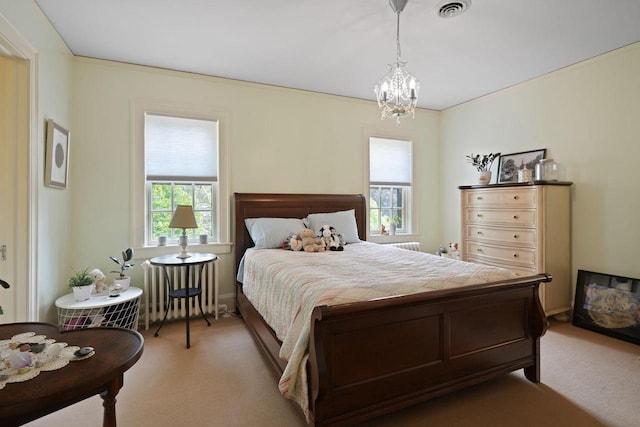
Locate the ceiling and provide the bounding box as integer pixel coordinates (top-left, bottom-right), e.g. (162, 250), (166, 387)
(35, 0), (640, 111)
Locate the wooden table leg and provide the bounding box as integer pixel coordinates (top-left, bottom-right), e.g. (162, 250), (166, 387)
(100, 375), (123, 427)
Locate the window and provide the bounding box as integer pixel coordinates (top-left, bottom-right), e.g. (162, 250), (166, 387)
(145, 114), (218, 244)
(369, 137), (412, 236)
(132, 102), (229, 253)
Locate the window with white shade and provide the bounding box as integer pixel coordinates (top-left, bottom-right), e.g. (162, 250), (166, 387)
(369, 137), (412, 236)
(132, 102), (229, 254)
(145, 114), (218, 245)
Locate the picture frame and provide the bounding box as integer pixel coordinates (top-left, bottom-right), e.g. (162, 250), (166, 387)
(44, 119), (70, 189)
(572, 269), (640, 346)
(496, 148), (546, 184)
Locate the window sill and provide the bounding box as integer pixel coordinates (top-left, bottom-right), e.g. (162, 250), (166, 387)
(134, 242), (232, 260)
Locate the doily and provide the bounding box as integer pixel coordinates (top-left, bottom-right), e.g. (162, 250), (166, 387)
(0, 331), (94, 390)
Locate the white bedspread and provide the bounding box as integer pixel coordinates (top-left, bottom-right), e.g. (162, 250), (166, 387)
(241, 242), (516, 420)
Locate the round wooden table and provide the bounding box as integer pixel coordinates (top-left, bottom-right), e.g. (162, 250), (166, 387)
(0, 322), (143, 427)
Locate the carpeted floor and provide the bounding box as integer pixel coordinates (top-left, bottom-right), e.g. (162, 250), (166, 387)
(24, 315), (640, 427)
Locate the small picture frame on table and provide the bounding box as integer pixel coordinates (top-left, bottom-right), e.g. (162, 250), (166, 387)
(45, 119), (70, 189)
(496, 149), (546, 184)
(572, 269), (640, 346)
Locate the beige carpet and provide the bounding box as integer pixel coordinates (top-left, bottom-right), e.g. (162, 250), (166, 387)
(24, 316), (640, 427)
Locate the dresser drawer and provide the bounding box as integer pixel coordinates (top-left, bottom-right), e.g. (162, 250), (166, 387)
(466, 225), (536, 246)
(464, 188), (536, 208)
(466, 256), (538, 278)
(465, 208), (536, 227)
(467, 242), (537, 268)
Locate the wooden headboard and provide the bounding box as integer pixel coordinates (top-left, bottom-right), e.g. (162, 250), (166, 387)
(234, 193), (366, 275)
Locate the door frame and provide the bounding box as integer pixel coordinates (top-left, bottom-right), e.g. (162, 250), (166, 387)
(0, 12), (39, 320)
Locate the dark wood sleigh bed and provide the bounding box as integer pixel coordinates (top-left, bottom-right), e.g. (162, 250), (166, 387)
(234, 193), (551, 426)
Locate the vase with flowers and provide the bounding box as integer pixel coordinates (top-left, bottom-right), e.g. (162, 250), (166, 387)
(466, 153), (500, 184)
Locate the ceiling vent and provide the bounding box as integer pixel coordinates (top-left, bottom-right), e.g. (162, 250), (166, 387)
(436, 0), (471, 18)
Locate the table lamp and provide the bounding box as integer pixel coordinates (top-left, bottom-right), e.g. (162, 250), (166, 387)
(169, 205), (198, 258)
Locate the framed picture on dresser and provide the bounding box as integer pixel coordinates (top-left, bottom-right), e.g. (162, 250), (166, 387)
(572, 269), (640, 345)
(497, 149), (546, 184)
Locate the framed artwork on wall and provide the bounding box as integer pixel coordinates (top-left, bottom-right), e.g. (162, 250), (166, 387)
(45, 119), (70, 189)
(572, 269), (640, 345)
(496, 149), (546, 184)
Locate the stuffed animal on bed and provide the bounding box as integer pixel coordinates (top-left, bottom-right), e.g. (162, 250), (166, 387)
(300, 228), (325, 252)
(281, 232), (303, 251)
(331, 228), (346, 251)
(319, 224), (345, 251)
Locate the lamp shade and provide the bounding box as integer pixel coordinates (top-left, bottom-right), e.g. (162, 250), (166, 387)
(169, 205), (198, 229)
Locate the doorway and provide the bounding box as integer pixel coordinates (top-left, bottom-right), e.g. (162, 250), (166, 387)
(0, 15), (37, 322)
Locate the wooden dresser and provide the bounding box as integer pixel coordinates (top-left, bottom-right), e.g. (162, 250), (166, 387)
(459, 182), (573, 315)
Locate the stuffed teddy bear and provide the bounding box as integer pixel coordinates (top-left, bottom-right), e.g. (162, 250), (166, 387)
(319, 224), (344, 251)
(300, 228), (325, 252)
(281, 232), (303, 251)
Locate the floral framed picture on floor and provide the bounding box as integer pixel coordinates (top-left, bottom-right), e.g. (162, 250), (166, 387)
(496, 149), (546, 184)
(572, 269), (640, 345)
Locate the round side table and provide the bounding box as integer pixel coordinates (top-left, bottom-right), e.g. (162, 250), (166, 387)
(55, 287), (142, 331)
(150, 253), (217, 348)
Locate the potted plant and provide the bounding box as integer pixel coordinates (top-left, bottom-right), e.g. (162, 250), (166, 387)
(69, 268), (96, 301)
(389, 215), (401, 236)
(466, 152), (500, 184)
(110, 247), (134, 291)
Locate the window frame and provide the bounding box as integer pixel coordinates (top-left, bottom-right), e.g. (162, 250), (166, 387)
(146, 180), (217, 244)
(131, 101), (231, 257)
(365, 133), (417, 241)
(369, 184), (410, 235)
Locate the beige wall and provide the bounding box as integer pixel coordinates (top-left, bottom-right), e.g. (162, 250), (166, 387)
(70, 58), (440, 310)
(440, 43), (640, 287)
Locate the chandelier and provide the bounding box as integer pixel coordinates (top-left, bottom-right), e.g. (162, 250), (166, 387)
(374, 0), (420, 124)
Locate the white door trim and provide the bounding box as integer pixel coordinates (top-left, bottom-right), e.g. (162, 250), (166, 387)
(0, 12), (39, 320)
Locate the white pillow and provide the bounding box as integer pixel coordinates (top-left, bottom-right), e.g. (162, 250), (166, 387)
(244, 217), (306, 249)
(305, 209), (361, 243)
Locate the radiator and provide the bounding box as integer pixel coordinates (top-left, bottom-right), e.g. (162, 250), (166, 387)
(142, 259), (218, 330)
(385, 241), (421, 251)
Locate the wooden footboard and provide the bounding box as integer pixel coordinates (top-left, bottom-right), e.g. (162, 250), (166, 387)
(307, 274), (550, 426)
(238, 274), (550, 426)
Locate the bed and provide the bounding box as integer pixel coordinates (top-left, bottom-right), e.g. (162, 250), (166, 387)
(234, 193), (550, 426)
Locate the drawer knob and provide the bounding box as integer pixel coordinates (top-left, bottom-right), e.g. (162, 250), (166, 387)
(513, 215), (519, 219)
(477, 214), (483, 217)
(477, 231), (482, 235)
(513, 195), (518, 200)
(477, 248), (482, 252)
(513, 234), (518, 239)
(513, 253), (518, 258)
(477, 196), (483, 200)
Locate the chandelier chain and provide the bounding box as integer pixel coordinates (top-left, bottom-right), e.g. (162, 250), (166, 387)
(396, 11), (402, 62)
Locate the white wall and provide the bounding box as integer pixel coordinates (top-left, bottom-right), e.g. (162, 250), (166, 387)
(0, 1), (74, 321)
(70, 58), (440, 310)
(440, 43), (640, 285)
